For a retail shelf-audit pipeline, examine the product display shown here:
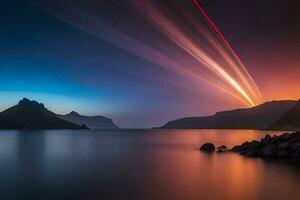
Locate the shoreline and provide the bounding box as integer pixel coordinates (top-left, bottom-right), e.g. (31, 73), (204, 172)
(201, 131), (300, 162)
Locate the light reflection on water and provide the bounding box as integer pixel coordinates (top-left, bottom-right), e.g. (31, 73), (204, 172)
(0, 129), (299, 200)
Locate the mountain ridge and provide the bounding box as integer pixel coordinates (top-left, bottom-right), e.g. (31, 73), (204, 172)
(269, 100), (300, 130)
(162, 100), (298, 130)
(0, 98), (85, 130)
(57, 111), (119, 129)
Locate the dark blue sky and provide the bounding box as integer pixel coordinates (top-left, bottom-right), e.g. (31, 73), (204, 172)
(1, 0), (299, 128)
(0, 0), (211, 128)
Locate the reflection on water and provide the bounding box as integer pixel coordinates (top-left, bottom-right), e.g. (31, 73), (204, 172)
(0, 129), (299, 200)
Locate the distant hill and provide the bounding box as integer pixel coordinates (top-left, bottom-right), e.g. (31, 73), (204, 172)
(269, 100), (300, 130)
(162, 100), (297, 130)
(57, 111), (119, 129)
(0, 98), (86, 130)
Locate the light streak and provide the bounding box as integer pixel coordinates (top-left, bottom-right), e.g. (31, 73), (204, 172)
(191, 0), (263, 101)
(135, 0), (260, 106)
(32, 0), (263, 107)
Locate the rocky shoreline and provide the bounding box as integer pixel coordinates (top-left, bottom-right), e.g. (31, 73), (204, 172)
(200, 132), (300, 161)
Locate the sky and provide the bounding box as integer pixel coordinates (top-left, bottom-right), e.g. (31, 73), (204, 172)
(0, 0), (299, 128)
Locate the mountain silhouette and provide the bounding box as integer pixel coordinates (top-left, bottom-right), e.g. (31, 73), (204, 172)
(57, 111), (119, 129)
(269, 100), (300, 130)
(162, 100), (297, 130)
(0, 98), (86, 129)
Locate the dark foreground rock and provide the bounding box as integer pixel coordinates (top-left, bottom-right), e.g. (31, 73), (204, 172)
(231, 132), (300, 161)
(200, 143), (215, 152)
(217, 145), (229, 153)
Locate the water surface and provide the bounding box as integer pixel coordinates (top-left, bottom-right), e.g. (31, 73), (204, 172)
(0, 129), (299, 200)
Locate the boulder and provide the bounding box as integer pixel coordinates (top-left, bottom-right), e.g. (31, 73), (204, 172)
(200, 143), (215, 153)
(292, 150), (300, 159)
(231, 140), (260, 156)
(231, 145), (241, 152)
(217, 145), (228, 153)
(278, 142), (290, 150)
(230, 132), (300, 161)
(277, 151), (289, 158)
(277, 133), (291, 141)
(261, 135), (272, 146)
(243, 150), (257, 157)
(289, 133), (300, 143)
(290, 143), (300, 151)
(261, 144), (277, 157)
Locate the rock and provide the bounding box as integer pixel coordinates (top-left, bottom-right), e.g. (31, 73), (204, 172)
(277, 151), (289, 158)
(231, 145), (241, 152)
(292, 150), (300, 159)
(278, 133), (291, 141)
(289, 134), (300, 143)
(248, 140), (260, 149)
(261, 144), (277, 157)
(231, 142), (248, 153)
(278, 142), (290, 150)
(217, 145), (228, 153)
(200, 143), (215, 153)
(290, 143), (300, 151)
(230, 132), (300, 161)
(243, 150), (257, 157)
(261, 135), (272, 146)
(231, 140), (260, 156)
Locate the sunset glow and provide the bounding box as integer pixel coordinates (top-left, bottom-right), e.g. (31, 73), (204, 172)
(2, 0), (299, 127)
(32, 0), (263, 107)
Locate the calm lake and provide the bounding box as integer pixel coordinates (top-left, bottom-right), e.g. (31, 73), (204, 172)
(0, 129), (300, 200)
